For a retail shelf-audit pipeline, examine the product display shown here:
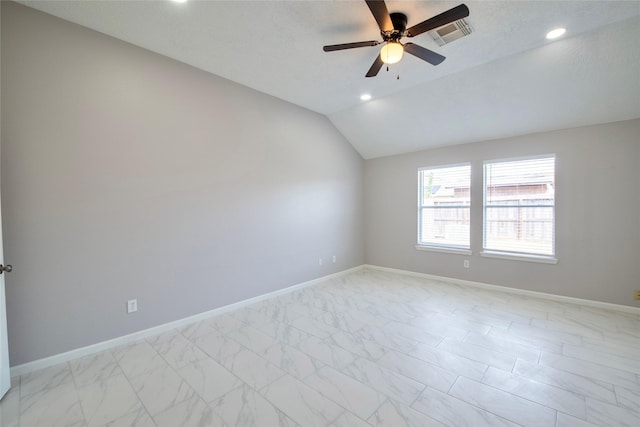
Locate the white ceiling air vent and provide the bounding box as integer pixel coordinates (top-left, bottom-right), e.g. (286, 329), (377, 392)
(428, 18), (473, 47)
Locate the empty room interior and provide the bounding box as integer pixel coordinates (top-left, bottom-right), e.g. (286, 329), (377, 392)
(1, 0), (640, 426)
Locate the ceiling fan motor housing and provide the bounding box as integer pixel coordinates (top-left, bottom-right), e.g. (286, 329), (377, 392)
(386, 12), (408, 41)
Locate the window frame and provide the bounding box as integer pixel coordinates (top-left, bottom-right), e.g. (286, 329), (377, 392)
(416, 162), (472, 254)
(481, 154), (557, 263)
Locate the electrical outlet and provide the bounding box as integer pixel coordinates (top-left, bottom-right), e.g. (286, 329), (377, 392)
(319, 258), (323, 266)
(635, 290), (640, 301)
(464, 259), (470, 268)
(127, 299), (138, 314)
(332, 255), (336, 263)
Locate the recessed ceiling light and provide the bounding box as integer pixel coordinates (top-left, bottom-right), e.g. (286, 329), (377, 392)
(546, 28), (566, 40)
(171, 0), (188, 3)
(360, 94), (372, 101)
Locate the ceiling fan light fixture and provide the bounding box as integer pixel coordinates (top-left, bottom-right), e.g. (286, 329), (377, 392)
(380, 42), (404, 64)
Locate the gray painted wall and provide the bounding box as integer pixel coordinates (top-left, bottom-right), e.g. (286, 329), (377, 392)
(365, 118), (640, 308)
(2, 0), (638, 367)
(1, 2), (364, 365)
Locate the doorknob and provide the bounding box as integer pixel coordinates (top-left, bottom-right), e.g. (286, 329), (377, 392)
(0, 265), (12, 274)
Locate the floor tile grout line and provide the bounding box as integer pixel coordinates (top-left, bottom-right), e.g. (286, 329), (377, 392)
(513, 360), (628, 407)
(123, 345), (194, 422)
(306, 362), (407, 422)
(68, 358), (90, 427)
(254, 374), (348, 427)
(479, 369), (593, 420)
(116, 361), (158, 426)
(412, 382), (527, 427)
(449, 375), (561, 426)
(538, 349), (640, 386)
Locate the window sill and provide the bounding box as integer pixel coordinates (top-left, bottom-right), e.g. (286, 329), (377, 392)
(415, 245), (472, 255)
(480, 251), (558, 264)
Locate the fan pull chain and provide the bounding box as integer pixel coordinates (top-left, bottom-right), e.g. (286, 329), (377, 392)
(397, 73), (400, 80)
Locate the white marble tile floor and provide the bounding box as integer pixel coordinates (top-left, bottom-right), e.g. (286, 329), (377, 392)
(2, 269), (640, 426)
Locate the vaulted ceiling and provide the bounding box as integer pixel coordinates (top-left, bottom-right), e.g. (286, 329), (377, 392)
(18, 1), (640, 158)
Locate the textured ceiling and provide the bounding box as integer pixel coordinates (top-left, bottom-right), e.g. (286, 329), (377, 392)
(18, 0), (640, 158)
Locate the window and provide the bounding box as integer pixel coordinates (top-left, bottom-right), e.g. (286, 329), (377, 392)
(483, 156), (555, 258)
(418, 164), (471, 250)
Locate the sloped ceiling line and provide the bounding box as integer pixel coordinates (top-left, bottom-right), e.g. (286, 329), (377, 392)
(18, 0), (640, 158)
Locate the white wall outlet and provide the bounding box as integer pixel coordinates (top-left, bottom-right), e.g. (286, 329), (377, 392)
(319, 258), (323, 266)
(127, 299), (138, 314)
(464, 259), (470, 268)
(332, 255), (336, 263)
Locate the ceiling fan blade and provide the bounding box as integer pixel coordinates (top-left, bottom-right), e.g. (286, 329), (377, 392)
(406, 4), (469, 37)
(323, 41), (380, 52)
(404, 43), (446, 66)
(365, 54), (384, 78)
(365, 0), (393, 33)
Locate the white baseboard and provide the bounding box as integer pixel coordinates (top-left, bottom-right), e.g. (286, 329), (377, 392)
(13, 263), (637, 377)
(364, 264), (640, 315)
(10, 265), (364, 378)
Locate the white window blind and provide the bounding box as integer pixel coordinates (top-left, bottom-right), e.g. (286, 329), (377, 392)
(418, 164), (471, 249)
(483, 156), (555, 257)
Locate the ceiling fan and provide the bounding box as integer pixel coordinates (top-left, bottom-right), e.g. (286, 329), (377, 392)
(323, 0), (470, 77)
